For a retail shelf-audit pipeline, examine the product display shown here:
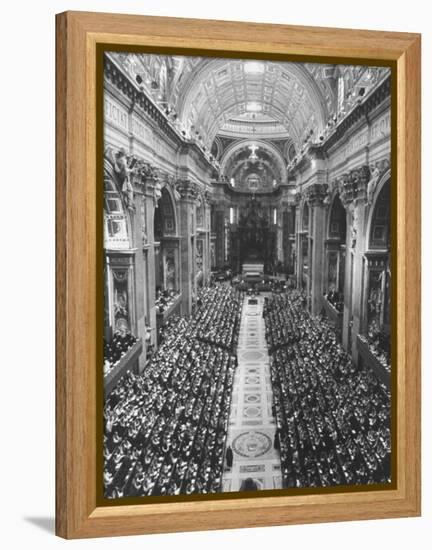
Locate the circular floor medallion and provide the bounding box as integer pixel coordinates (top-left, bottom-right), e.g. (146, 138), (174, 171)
(233, 431), (272, 458)
(244, 406), (261, 417)
(244, 393), (260, 403)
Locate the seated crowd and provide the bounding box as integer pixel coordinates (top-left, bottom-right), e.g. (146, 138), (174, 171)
(104, 331), (138, 376)
(264, 291), (391, 488)
(103, 286), (241, 498)
(323, 289), (344, 313)
(155, 288), (180, 315)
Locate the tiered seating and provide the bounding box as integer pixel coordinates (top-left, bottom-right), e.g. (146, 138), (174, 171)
(103, 286), (241, 498)
(264, 291), (391, 488)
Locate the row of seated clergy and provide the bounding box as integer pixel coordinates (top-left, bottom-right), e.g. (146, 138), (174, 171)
(103, 285), (242, 498)
(265, 290), (391, 488)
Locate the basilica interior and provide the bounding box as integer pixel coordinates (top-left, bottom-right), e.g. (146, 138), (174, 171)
(103, 52), (392, 498)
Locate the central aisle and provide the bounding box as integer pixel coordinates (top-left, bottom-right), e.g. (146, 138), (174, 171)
(222, 294), (282, 492)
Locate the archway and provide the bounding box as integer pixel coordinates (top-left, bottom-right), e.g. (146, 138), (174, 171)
(364, 178), (391, 364)
(299, 202), (310, 289)
(324, 194), (347, 311)
(153, 187), (181, 341)
(103, 154), (138, 376)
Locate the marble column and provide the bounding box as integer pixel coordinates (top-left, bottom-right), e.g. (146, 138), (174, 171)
(310, 201), (326, 316)
(295, 203), (302, 288)
(177, 180), (197, 316)
(347, 200), (368, 363)
(131, 186), (147, 372)
(202, 202), (211, 285)
(143, 178), (158, 352)
(339, 166), (369, 362)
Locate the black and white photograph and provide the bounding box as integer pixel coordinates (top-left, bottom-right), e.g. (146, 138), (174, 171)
(102, 51), (392, 500)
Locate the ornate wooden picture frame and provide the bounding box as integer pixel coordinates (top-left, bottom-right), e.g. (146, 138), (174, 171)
(56, 11), (421, 539)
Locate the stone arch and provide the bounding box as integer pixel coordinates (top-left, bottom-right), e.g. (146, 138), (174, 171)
(154, 185), (178, 239)
(366, 170), (391, 252)
(220, 139), (288, 184)
(327, 193), (347, 241)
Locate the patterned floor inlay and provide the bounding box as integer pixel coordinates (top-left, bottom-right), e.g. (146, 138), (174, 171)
(232, 431), (271, 458)
(241, 351), (266, 361)
(243, 406), (262, 418)
(242, 420), (263, 426)
(244, 393), (261, 403)
(222, 295), (281, 493)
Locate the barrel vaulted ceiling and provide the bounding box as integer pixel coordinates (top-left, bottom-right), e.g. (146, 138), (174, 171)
(109, 52), (390, 168)
(110, 53), (335, 146)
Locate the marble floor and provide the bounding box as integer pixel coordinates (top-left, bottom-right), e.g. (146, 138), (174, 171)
(222, 294), (282, 493)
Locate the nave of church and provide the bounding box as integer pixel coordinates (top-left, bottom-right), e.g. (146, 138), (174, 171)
(103, 51), (392, 499)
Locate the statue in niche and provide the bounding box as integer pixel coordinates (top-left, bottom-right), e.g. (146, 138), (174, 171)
(367, 164), (381, 205)
(348, 201), (358, 249)
(323, 186), (332, 205)
(154, 181), (163, 206)
(113, 148), (135, 211)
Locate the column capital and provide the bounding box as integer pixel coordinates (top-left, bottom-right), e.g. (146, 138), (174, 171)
(293, 191), (303, 205)
(335, 164), (371, 207)
(175, 179), (199, 202)
(306, 183), (330, 207)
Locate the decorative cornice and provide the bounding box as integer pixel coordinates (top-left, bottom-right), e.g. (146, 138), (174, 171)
(320, 76), (391, 152)
(105, 54), (216, 174)
(105, 55), (180, 146)
(287, 75), (391, 178)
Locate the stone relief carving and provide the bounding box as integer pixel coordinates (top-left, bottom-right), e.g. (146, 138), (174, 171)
(104, 147), (135, 211)
(366, 158), (390, 205)
(305, 184), (329, 206)
(348, 201), (359, 249)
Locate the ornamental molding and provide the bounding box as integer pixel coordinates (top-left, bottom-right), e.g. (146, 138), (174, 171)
(175, 179), (199, 201)
(333, 157), (390, 209)
(305, 183), (329, 206)
(334, 164), (370, 207)
(366, 158), (391, 205)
